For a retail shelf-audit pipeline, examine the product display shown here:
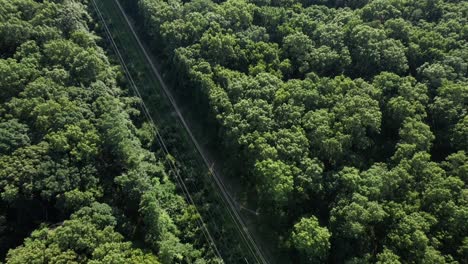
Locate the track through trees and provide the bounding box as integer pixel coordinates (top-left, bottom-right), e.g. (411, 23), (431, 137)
(91, 0), (271, 263)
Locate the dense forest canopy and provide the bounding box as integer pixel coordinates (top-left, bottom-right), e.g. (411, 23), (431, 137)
(0, 0), (220, 263)
(0, 0), (466, 263)
(121, 0), (467, 262)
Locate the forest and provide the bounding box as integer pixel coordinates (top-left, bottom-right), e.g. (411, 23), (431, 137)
(120, 0), (467, 263)
(0, 0), (466, 263)
(0, 0), (221, 263)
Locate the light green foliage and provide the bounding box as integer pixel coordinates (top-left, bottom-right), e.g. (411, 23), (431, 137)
(291, 216), (331, 262)
(255, 159), (294, 206)
(6, 203), (160, 264)
(331, 193), (386, 245)
(394, 118), (435, 160)
(376, 248), (401, 264)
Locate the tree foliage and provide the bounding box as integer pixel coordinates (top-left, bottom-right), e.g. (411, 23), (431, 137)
(126, 0), (468, 262)
(0, 0), (216, 263)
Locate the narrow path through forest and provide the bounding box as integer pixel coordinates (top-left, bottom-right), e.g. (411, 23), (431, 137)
(94, 0), (275, 263)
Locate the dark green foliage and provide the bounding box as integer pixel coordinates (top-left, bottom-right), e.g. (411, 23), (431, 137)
(124, 0), (468, 262)
(0, 0), (215, 263)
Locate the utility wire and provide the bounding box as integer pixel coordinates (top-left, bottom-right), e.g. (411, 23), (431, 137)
(111, 0), (269, 263)
(93, 0), (269, 262)
(110, 1), (269, 263)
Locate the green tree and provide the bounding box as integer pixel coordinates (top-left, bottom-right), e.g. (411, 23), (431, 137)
(349, 25), (408, 76)
(291, 216), (331, 263)
(0, 58), (38, 102)
(0, 119), (30, 155)
(376, 248), (401, 264)
(255, 159), (294, 207)
(387, 212), (438, 262)
(282, 32), (315, 75)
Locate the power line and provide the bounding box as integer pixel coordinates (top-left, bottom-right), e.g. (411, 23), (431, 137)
(109, 1), (269, 263)
(90, 0), (223, 261)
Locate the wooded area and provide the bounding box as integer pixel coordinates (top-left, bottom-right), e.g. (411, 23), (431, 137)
(121, 0), (467, 262)
(0, 0), (466, 263)
(0, 0), (221, 263)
